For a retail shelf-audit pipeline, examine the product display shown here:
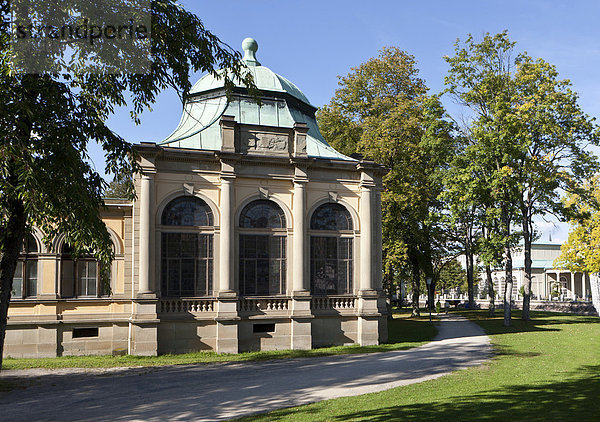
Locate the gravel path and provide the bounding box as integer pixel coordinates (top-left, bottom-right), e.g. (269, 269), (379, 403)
(0, 315), (491, 421)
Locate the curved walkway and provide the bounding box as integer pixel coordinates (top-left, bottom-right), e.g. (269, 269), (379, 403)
(0, 315), (490, 421)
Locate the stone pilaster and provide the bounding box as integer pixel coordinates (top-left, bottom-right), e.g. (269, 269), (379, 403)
(218, 168), (235, 294)
(357, 166), (384, 346)
(360, 178), (374, 292)
(290, 165), (312, 350)
(138, 171), (155, 297)
(215, 159), (239, 353)
(292, 168), (308, 293)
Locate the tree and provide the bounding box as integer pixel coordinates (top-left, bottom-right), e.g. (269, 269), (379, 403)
(510, 55), (599, 320)
(445, 32), (524, 326)
(437, 259), (467, 292)
(445, 31), (599, 323)
(556, 177), (600, 315)
(0, 1), (256, 368)
(318, 47), (457, 317)
(105, 172), (133, 199)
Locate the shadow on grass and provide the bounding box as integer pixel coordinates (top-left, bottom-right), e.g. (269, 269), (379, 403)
(265, 365), (600, 421)
(453, 310), (598, 336)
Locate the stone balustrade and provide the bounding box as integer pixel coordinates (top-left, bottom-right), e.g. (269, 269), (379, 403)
(238, 297), (289, 312)
(158, 296), (361, 315)
(311, 296), (356, 311)
(159, 298), (215, 313)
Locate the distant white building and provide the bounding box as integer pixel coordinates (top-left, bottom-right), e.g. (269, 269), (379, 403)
(482, 241), (592, 301)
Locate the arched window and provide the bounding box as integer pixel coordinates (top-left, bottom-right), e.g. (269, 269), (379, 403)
(161, 196), (214, 297)
(60, 243), (107, 298)
(11, 234), (39, 299)
(238, 200), (286, 296)
(162, 196), (213, 226)
(310, 203), (353, 295)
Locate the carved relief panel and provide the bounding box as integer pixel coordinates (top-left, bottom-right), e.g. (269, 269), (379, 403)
(240, 129), (291, 155)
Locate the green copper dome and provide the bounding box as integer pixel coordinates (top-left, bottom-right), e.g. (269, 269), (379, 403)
(160, 38), (354, 161)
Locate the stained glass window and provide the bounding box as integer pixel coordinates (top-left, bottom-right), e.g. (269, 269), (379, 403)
(161, 233), (213, 297)
(310, 203), (353, 295)
(239, 200), (286, 229)
(310, 203), (353, 231)
(239, 200), (286, 296)
(161, 196), (214, 297)
(162, 197), (213, 227)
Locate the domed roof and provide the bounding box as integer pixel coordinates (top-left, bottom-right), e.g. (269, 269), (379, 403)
(159, 38), (354, 162)
(189, 38), (312, 106)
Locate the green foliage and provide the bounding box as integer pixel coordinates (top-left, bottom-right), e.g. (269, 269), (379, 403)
(443, 31), (599, 321)
(317, 47), (459, 313)
(437, 259), (467, 291)
(104, 172), (134, 200)
(557, 176), (600, 274)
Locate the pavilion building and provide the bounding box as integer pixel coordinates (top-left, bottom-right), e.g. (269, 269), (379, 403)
(4, 38), (387, 357)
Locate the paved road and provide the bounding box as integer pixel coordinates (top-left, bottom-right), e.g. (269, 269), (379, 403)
(0, 315), (490, 421)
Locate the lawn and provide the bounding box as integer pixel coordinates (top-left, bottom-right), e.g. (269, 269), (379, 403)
(241, 310), (600, 421)
(1, 311), (437, 370)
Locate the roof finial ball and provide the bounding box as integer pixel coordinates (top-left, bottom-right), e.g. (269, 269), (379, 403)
(242, 37), (261, 66)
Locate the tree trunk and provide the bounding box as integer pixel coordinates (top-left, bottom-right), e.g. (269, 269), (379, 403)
(465, 230), (475, 309)
(522, 217), (533, 321)
(503, 249), (513, 327)
(383, 271), (394, 321)
(502, 204), (513, 327)
(410, 255), (420, 317)
(486, 264), (495, 316)
(0, 194), (27, 370)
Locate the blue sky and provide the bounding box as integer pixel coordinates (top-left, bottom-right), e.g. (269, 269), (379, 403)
(94, 0), (600, 241)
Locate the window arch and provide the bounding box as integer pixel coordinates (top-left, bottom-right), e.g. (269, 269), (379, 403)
(161, 196), (213, 226)
(239, 199), (286, 229)
(310, 203), (353, 231)
(60, 243), (108, 298)
(310, 203), (353, 295)
(238, 200), (286, 296)
(11, 234), (39, 299)
(160, 196), (214, 297)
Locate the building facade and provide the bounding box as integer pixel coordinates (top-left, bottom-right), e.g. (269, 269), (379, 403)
(4, 39), (388, 358)
(484, 241), (592, 302)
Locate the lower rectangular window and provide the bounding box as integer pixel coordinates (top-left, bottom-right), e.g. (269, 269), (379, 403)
(72, 327), (99, 338)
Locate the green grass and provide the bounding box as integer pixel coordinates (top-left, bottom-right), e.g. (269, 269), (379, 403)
(240, 310), (600, 421)
(1, 312), (437, 370)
